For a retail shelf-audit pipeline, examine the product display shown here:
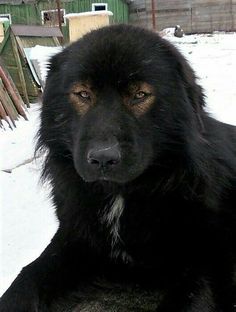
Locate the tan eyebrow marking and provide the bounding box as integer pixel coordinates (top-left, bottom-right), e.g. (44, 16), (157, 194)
(124, 82), (155, 116)
(69, 82), (95, 115)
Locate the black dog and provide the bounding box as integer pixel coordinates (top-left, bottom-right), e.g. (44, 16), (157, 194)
(1, 24), (236, 311)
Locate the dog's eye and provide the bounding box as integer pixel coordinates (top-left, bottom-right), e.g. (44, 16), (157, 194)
(73, 91), (90, 100)
(134, 91), (148, 100)
(125, 82), (154, 116)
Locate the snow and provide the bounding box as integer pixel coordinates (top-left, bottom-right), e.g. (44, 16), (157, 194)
(0, 104), (58, 295)
(29, 45), (63, 84)
(166, 32), (236, 126)
(65, 11), (113, 18)
(0, 32), (236, 296)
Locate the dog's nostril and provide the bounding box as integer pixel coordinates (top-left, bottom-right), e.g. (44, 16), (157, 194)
(87, 146), (121, 169)
(107, 159), (119, 166)
(89, 158), (100, 165)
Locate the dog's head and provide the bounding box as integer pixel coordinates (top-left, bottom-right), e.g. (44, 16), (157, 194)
(40, 25), (205, 184)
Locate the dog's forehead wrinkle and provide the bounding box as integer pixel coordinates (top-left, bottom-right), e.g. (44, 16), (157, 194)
(141, 59), (153, 65)
(95, 143), (119, 154)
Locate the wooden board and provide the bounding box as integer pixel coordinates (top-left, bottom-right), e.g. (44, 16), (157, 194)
(130, 0), (236, 33)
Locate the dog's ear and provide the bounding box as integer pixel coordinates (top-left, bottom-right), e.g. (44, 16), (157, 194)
(177, 56), (206, 132)
(48, 49), (67, 73)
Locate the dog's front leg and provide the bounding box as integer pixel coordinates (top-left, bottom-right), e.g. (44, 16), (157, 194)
(0, 227), (99, 312)
(155, 273), (218, 312)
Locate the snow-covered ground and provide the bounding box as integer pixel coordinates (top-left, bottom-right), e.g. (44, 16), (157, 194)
(0, 32), (236, 296)
(168, 32), (236, 126)
(0, 104), (58, 295)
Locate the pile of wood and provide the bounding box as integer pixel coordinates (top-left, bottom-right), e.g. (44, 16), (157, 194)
(0, 59), (27, 129)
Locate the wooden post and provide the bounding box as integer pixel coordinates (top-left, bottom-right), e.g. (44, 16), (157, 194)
(10, 32), (30, 107)
(0, 79), (17, 127)
(0, 58), (27, 111)
(0, 63), (28, 120)
(0, 99), (6, 119)
(56, 0), (64, 44)
(230, 0), (234, 31)
(151, 0), (156, 31)
(0, 99), (13, 129)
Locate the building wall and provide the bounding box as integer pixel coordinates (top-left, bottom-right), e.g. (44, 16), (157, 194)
(0, 0), (129, 40)
(129, 0), (236, 33)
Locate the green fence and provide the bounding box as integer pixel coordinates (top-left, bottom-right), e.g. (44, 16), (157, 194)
(0, 0), (128, 41)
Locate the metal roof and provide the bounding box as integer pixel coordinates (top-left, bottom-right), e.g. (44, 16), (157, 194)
(0, 0), (128, 5)
(11, 25), (63, 38)
(0, 0), (36, 4)
(0, 0), (74, 3)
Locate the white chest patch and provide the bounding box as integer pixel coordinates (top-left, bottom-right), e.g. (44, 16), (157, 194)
(101, 195), (133, 264)
(101, 194), (125, 247)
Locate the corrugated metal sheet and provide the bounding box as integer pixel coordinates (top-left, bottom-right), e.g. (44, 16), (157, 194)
(11, 25), (63, 37)
(0, 0), (129, 25)
(0, 0), (128, 42)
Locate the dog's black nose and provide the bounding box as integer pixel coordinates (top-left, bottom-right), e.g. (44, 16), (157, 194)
(87, 145), (121, 169)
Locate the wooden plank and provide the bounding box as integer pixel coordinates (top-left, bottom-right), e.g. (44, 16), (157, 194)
(156, 10), (191, 18)
(0, 79), (17, 127)
(1, 37), (17, 68)
(192, 13), (232, 21)
(191, 5), (233, 31)
(20, 37), (57, 48)
(23, 67), (40, 97)
(150, 8), (191, 31)
(0, 78), (18, 118)
(53, 36), (61, 46)
(130, 0), (235, 33)
(0, 99), (7, 119)
(193, 5), (232, 14)
(0, 118), (4, 129)
(0, 27), (10, 54)
(15, 36), (27, 62)
(192, 0), (228, 5)
(150, 0), (191, 10)
(10, 31), (30, 107)
(191, 23), (232, 32)
(5, 67), (25, 95)
(129, 18), (149, 29)
(0, 99), (13, 129)
(157, 0), (190, 4)
(0, 60), (28, 120)
(11, 25), (63, 38)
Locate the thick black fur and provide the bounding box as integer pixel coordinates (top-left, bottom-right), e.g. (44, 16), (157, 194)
(1, 25), (236, 312)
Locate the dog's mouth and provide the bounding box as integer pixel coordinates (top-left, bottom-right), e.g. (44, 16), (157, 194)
(80, 166), (145, 185)
(98, 174), (110, 181)
(83, 172), (125, 184)
(77, 163), (131, 184)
